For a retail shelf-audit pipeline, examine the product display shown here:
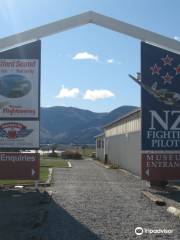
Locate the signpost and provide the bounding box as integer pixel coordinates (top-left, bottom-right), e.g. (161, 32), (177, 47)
(0, 153), (39, 180)
(0, 41), (40, 181)
(142, 153), (180, 180)
(141, 42), (180, 181)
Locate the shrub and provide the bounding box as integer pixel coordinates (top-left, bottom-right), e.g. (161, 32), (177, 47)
(91, 152), (96, 159)
(47, 152), (58, 158)
(110, 164), (119, 169)
(61, 150), (82, 159)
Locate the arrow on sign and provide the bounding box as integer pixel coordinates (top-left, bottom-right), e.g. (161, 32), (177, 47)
(145, 168), (150, 176)
(32, 169), (36, 176)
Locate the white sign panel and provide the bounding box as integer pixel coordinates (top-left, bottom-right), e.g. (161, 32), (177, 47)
(0, 120), (39, 149)
(0, 59), (39, 118)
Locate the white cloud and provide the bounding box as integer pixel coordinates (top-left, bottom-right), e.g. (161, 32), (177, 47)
(72, 51), (99, 61)
(56, 86), (80, 98)
(107, 58), (114, 64)
(84, 89), (115, 101)
(174, 36), (180, 41)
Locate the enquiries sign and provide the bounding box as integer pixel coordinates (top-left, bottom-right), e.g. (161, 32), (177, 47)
(141, 42), (180, 180)
(0, 153), (39, 180)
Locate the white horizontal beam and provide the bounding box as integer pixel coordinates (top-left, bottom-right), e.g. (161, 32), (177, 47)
(0, 11), (93, 51)
(91, 12), (180, 54)
(0, 11), (180, 54)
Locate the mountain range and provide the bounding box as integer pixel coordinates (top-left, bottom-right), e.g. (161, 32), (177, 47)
(40, 105), (138, 144)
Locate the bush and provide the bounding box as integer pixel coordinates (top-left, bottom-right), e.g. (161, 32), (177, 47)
(61, 150), (82, 159)
(110, 164), (119, 169)
(47, 152), (58, 158)
(91, 152), (96, 159)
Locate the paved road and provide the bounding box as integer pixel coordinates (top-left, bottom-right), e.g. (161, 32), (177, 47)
(42, 160), (180, 240)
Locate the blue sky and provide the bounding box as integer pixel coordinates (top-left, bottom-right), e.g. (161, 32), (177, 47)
(0, 0), (180, 112)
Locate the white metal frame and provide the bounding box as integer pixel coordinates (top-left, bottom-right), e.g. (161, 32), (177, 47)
(0, 11), (180, 53)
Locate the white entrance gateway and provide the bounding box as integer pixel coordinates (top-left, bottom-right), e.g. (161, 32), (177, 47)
(0, 11), (180, 53)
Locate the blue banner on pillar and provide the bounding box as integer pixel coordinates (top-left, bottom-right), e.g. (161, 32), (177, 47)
(141, 42), (180, 150)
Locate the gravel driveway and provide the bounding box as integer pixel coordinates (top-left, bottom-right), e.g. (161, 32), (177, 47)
(42, 160), (180, 240)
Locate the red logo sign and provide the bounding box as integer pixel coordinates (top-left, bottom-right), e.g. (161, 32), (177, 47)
(0, 122), (33, 139)
(142, 153), (180, 180)
(0, 153), (40, 180)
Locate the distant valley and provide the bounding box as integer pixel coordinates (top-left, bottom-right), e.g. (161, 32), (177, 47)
(40, 105), (138, 144)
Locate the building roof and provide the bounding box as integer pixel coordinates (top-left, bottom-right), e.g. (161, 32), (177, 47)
(104, 108), (141, 129)
(95, 133), (105, 139)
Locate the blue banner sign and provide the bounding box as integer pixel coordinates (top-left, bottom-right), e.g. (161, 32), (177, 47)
(141, 42), (180, 151)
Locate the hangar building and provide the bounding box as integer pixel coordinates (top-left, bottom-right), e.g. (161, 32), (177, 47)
(96, 109), (141, 176)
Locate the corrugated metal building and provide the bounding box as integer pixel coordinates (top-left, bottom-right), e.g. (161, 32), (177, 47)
(96, 109), (141, 176)
(95, 133), (105, 162)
